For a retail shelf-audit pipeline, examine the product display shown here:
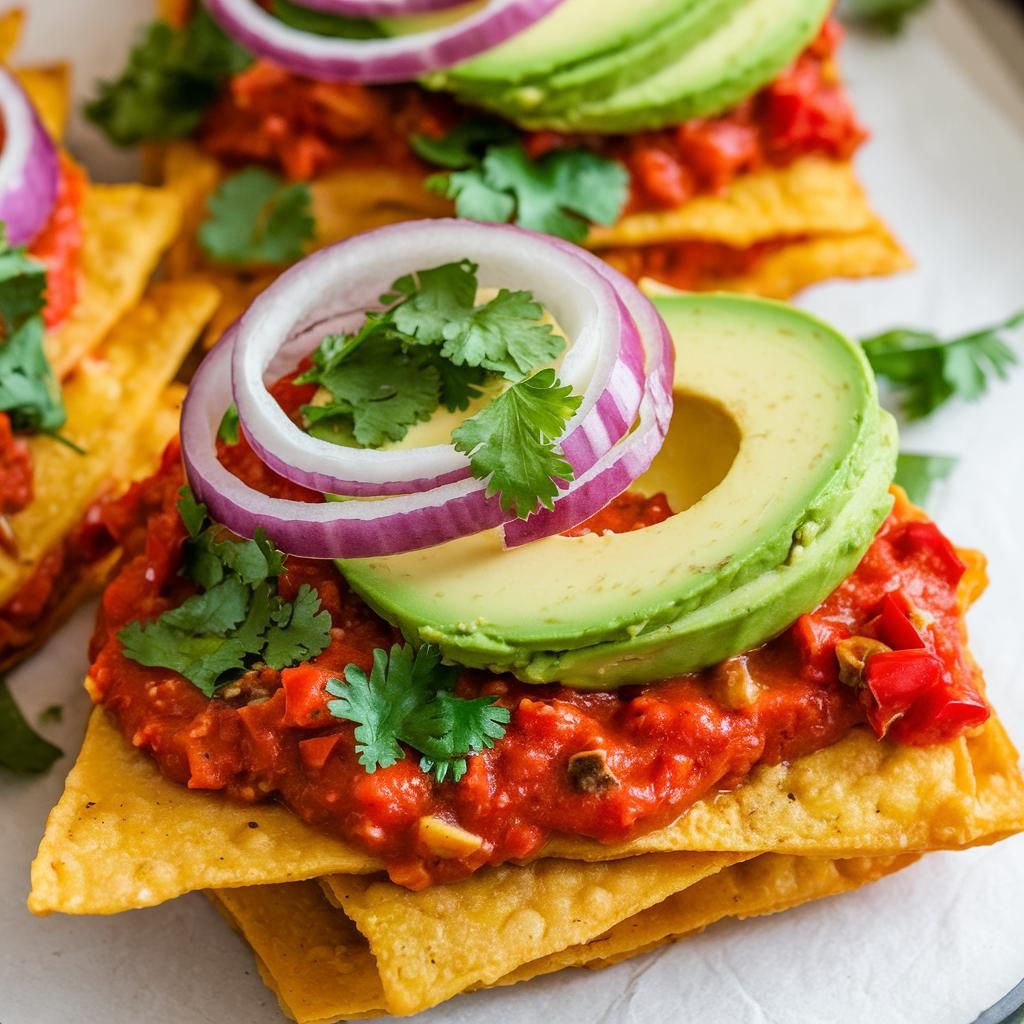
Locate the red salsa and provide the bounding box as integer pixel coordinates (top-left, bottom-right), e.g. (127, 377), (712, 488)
(199, 20), (863, 218)
(87, 405), (989, 888)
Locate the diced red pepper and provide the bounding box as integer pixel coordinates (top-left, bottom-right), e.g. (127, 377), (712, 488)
(281, 664), (336, 728)
(888, 680), (990, 746)
(872, 592), (927, 650)
(791, 613), (849, 682)
(863, 649), (943, 737)
(299, 733), (343, 770)
(896, 521), (966, 588)
(631, 147), (695, 208)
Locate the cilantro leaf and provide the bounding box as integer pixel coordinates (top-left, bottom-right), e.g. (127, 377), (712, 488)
(846, 0), (931, 34)
(412, 118), (518, 170)
(441, 288), (562, 380)
(85, 11), (252, 147)
(432, 356), (489, 413)
(390, 261), (479, 345)
(303, 335), (441, 448)
(199, 168), (315, 267)
(862, 312), (1021, 420)
(427, 142), (628, 243)
(218, 404), (241, 445)
(118, 488), (330, 696)
(326, 643), (508, 782)
(272, 0), (386, 37)
(894, 453), (958, 508)
(0, 677), (62, 774)
(0, 232), (66, 435)
(452, 368), (581, 518)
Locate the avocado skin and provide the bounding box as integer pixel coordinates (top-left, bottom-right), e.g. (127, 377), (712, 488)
(435, 0), (747, 120)
(517, 412), (898, 687)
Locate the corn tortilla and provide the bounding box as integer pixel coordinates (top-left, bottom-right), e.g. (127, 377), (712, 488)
(16, 64), (70, 140)
(211, 852), (918, 1022)
(0, 280), (218, 611)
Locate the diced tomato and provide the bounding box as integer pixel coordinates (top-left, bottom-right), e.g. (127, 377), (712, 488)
(676, 118), (761, 192)
(791, 613), (849, 682)
(631, 147), (695, 208)
(0, 413), (33, 516)
(872, 592), (927, 650)
(896, 521), (966, 588)
(299, 733), (343, 770)
(888, 679), (990, 746)
(863, 649), (943, 738)
(281, 664), (336, 728)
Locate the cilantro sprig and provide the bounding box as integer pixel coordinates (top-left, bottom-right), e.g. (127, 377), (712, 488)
(118, 488), (331, 696)
(326, 643), (510, 783)
(199, 168), (316, 267)
(862, 312), (1022, 420)
(85, 10), (252, 147)
(894, 453), (958, 508)
(0, 229), (66, 437)
(845, 0), (931, 35)
(414, 121), (629, 244)
(299, 260), (580, 516)
(0, 677), (62, 775)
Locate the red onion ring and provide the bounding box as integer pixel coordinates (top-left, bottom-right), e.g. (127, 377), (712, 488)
(0, 68), (60, 246)
(203, 0), (566, 83)
(289, 0), (468, 16)
(231, 219), (645, 498)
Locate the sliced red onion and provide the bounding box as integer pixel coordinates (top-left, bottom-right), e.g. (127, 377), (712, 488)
(0, 68), (59, 246)
(290, 0), (468, 16)
(502, 251), (676, 547)
(203, 0), (565, 83)
(231, 219), (644, 498)
(184, 334), (515, 558)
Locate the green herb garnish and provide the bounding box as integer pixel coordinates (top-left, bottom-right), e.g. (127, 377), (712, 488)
(894, 453), (958, 508)
(271, 0), (386, 38)
(0, 229), (66, 436)
(846, 0), (931, 35)
(862, 312), (1022, 420)
(326, 643), (510, 783)
(218, 403), (241, 445)
(85, 10), (252, 147)
(0, 678), (62, 774)
(298, 260), (579, 516)
(199, 167), (316, 267)
(118, 488), (331, 696)
(416, 122), (629, 244)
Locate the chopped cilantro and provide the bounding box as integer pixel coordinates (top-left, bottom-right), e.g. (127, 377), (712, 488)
(452, 369), (581, 518)
(85, 10), (252, 147)
(218, 403), (241, 445)
(0, 678), (62, 774)
(862, 312), (1021, 420)
(325, 643), (509, 783)
(299, 261), (579, 513)
(846, 0), (931, 34)
(118, 488), (331, 697)
(0, 229), (66, 436)
(419, 129), (629, 243)
(894, 453), (958, 508)
(38, 704), (64, 726)
(199, 168), (316, 267)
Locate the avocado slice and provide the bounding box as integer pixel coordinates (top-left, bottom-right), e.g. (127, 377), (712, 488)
(433, 0), (746, 118)
(515, 0), (832, 133)
(337, 294), (895, 686)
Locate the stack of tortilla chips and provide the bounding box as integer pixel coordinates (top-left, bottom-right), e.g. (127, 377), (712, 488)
(147, 0), (911, 348)
(0, 11), (218, 671)
(29, 549), (1024, 1020)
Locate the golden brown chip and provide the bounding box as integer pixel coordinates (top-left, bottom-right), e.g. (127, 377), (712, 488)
(16, 65), (70, 140)
(1, 281), (217, 611)
(29, 710), (379, 916)
(213, 852), (918, 1022)
(0, 7), (23, 62)
(46, 183), (183, 378)
(0, 384), (186, 673)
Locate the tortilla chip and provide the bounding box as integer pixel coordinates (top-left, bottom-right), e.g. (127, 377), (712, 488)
(29, 709), (379, 916)
(325, 851), (744, 1015)
(0, 7), (22, 62)
(16, 65), (70, 141)
(46, 183), (183, 379)
(0, 281), (218, 611)
(0, 385), (187, 674)
(213, 852), (917, 1021)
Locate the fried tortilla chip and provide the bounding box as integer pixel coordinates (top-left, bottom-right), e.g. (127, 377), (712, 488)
(1, 281), (218, 612)
(0, 7), (22, 62)
(0, 384), (187, 674)
(30, 694), (1023, 916)
(211, 852), (917, 1022)
(16, 64), (69, 140)
(46, 183), (183, 379)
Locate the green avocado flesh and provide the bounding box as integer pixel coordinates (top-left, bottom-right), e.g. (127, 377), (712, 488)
(432, 0), (746, 117)
(336, 294), (896, 688)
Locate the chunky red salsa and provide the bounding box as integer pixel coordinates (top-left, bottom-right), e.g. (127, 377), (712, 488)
(87, 391), (989, 888)
(199, 20), (863, 218)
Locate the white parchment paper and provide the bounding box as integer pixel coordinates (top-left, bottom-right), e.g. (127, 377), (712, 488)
(2, 2), (1023, 1021)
